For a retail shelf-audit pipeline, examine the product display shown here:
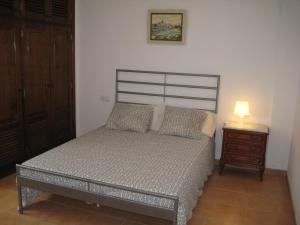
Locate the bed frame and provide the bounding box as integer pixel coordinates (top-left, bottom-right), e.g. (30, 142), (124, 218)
(16, 69), (220, 225)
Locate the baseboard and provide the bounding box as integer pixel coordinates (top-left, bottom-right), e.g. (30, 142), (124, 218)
(264, 168), (287, 176)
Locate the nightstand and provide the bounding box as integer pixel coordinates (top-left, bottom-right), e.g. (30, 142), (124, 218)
(219, 122), (269, 181)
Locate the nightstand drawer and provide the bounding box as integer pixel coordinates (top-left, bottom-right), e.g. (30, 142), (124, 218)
(224, 142), (264, 155)
(225, 131), (265, 144)
(224, 154), (262, 166)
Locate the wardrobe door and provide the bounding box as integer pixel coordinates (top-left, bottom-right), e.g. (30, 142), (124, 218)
(22, 24), (50, 158)
(50, 26), (73, 147)
(0, 21), (24, 166)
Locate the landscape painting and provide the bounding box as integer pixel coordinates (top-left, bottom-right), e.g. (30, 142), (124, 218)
(149, 10), (185, 44)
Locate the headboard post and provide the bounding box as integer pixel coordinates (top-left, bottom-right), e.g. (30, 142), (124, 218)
(115, 70), (119, 103)
(215, 76), (221, 113)
(163, 73), (167, 103)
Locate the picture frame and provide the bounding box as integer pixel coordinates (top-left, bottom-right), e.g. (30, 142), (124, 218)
(148, 10), (186, 44)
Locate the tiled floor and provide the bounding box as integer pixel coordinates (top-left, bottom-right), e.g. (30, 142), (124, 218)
(0, 168), (296, 225)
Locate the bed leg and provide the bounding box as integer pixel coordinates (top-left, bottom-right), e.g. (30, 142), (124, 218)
(17, 181), (23, 214)
(173, 202), (178, 225)
(173, 198), (179, 225)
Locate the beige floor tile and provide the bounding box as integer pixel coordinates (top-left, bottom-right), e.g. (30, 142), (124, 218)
(187, 214), (205, 225)
(194, 201), (242, 225)
(243, 192), (294, 214)
(0, 210), (54, 225)
(80, 213), (124, 225)
(47, 194), (98, 211)
(123, 222), (144, 225)
(92, 205), (132, 220)
(43, 204), (92, 225)
(203, 216), (241, 225)
(201, 188), (246, 208)
(123, 213), (170, 225)
(0, 174), (17, 191)
(0, 189), (19, 212)
(195, 201), (243, 217)
(23, 200), (63, 220)
(241, 208), (296, 225)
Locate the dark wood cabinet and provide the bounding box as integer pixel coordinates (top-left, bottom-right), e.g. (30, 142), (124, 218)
(219, 122), (269, 181)
(22, 24), (51, 157)
(51, 0), (74, 25)
(0, 0), (75, 167)
(49, 26), (73, 147)
(20, 0), (73, 25)
(23, 0), (47, 21)
(0, 20), (24, 166)
(1, 0), (73, 23)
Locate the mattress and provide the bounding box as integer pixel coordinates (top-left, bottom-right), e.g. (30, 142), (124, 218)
(19, 127), (214, 225)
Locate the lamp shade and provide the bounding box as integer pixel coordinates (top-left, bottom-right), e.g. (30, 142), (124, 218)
(234, 101), (250, 118)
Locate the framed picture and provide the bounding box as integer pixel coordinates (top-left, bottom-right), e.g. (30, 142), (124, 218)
(148, 10), (186, 44)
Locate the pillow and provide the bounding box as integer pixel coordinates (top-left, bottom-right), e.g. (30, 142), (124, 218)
(201, 111), (217, 137)
(159, 106), (207, 139)
(106, 103), (153, 133)
(150, 104), (165, 131)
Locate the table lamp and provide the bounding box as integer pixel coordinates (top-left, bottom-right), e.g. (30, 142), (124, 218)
(234, 101), (250, 124)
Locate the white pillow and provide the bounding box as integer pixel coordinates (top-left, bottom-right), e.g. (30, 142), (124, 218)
(201, 111), (217, 137)
(150, 104), (165, 131)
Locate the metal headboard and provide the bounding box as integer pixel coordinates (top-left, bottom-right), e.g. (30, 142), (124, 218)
(116, 69), (220, 113)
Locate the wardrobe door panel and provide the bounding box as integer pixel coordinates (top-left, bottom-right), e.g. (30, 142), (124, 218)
(0, 21), (24, 166)
(22, 24), (50, 158)
(50, 27), (72, 147)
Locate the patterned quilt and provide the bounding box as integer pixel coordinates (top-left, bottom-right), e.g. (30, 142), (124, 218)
(20, 127), (214, 225)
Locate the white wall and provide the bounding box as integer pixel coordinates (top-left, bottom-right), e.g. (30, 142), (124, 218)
(289, 80), (300, 225)
(75, 0), (300, 170)
(268, 0), (300, 170)
(287, 0), (300, 222)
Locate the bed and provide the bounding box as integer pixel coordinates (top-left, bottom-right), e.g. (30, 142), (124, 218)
(16, 69), (220, 225)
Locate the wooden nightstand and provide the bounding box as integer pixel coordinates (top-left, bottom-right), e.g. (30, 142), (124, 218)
(219, 122), (269, 181)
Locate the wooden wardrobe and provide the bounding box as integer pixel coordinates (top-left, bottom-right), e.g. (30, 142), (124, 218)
(0, 0), (75, 167)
